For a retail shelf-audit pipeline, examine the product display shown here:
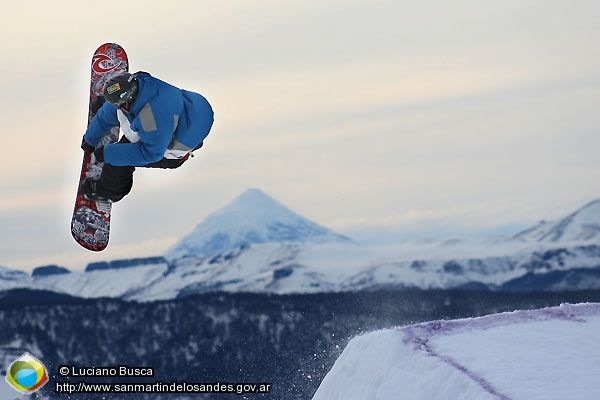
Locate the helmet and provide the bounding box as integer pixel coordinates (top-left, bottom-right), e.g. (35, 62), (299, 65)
(103, 72), (139, 109)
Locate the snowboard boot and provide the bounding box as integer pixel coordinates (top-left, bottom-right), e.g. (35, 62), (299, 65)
(81, 178), (124, 203)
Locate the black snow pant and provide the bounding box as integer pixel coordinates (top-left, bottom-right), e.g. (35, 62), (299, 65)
(96, 137), (203, 201)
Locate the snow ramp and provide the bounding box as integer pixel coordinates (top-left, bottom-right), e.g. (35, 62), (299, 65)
(313, 303), (600, 400)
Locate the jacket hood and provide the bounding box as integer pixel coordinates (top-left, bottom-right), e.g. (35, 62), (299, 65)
(129, 72), (158, 114)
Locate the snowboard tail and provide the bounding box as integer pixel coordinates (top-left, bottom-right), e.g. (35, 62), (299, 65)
(71, 43), (128, 251)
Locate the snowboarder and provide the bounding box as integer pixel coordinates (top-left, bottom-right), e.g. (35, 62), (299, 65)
(81, 71), (214, 202)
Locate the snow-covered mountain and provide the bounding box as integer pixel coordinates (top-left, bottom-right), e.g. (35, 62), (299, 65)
(515, 199), (600, 243)
(2, 192), (600, 300)
(166, 188), (351, 259)
(0, 266), (29, 292)
(313, 303), (600, 400)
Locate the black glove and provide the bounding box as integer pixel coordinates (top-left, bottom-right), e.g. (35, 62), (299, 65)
(94, 146), (105, 163)
(81, 136), (95, 152)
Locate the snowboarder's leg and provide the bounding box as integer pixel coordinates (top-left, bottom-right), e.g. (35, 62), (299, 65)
(143, 141), (203, 169)
(98, 163), (135, 200)
(143, 156), (188, 169)
(82, 164), (135, 202)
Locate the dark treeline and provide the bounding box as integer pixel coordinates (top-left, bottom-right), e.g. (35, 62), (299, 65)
(2, 288), (600, 399)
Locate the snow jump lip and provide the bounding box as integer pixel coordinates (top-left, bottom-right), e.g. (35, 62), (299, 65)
(313, 302), (600, 400)
(399, 303), (598, 400)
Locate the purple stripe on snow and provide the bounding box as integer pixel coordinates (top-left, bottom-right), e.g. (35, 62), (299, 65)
(399, 303), (600, 400)
(402, 327), (512, 400)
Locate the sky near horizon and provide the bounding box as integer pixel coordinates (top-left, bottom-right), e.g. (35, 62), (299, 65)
(1, 1), (599, 272)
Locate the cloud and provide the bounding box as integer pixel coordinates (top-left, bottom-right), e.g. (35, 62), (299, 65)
(2, 1), (600, 271)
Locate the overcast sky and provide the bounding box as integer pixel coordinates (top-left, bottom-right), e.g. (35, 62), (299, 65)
(1, 1), (599, 272)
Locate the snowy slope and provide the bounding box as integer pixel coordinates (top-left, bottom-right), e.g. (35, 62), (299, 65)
(166, 188), (351, 259)
(0, 241), (529, 300)
(33, 262), (169, 299)
(0, 262), (169, 300)
(515, 199), (600, 243)
(313, 303), (600, 400)
(0, 266), (31, 292)
(15, 238), (598, 301)
(132, 241), (600, 300)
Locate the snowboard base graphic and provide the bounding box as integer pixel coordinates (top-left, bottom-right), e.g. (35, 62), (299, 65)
(71, 43), (128, 251)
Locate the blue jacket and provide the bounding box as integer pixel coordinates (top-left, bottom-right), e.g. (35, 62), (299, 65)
(84, 72), (214, 166)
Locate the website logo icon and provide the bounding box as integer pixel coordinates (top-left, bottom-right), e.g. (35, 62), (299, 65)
(5, 353), (49, 395)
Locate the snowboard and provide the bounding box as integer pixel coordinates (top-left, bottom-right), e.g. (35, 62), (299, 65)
(71, 43), (129, 251)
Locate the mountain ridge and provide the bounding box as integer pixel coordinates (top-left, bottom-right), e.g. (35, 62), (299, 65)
(2, 191), (600, 299)
(515, 199), (600, 243)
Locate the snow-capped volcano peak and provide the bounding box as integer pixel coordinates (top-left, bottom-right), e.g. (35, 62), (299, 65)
(212, 188), (304, 223)
(166, 188), (351, 259)
(515, 199), (600, 243)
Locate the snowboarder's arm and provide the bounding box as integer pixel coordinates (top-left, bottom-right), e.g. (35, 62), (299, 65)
(83, 102), (120, 147)
(102, 141), (165, 166)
